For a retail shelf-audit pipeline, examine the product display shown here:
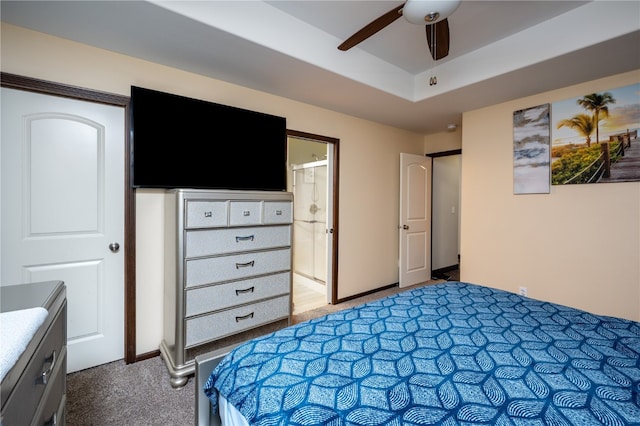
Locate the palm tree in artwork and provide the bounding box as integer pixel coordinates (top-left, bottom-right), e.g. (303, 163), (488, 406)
(557, 114), (596, 147)
(577, 92), (615, 144)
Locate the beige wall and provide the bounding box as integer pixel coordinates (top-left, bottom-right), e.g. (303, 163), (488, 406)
(424, 127), (462, 153)
(4, 23), (637, 357)
(460, 70), (640, 322)
(1, 24), (424, 354)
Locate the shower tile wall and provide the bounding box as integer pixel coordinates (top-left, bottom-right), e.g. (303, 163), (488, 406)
(293, 162), (327, 283)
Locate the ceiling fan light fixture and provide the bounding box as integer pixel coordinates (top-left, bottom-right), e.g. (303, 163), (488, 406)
(425, 12), (440, 23)
(403, 0), (461, 25)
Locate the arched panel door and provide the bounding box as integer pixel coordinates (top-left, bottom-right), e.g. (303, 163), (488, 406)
(1, 87), (125, 372)
(399, 153), (432, 288)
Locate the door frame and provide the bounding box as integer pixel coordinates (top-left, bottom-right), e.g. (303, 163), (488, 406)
(287, 129), (340, 304)
(0, 72), (138, 363)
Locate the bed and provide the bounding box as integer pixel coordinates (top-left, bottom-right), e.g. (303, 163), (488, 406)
(195, 282), (640, 425)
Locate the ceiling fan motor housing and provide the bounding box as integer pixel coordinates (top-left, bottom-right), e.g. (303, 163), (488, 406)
(403, 0), (461, 25)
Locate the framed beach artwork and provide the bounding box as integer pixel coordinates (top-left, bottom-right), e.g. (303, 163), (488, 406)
(551, 82), (640, 185)
(513, 103), (551, 194)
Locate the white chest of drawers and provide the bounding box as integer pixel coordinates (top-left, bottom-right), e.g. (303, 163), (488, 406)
(160, 190), (293, 387)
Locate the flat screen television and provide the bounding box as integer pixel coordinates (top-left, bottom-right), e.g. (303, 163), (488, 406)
(130, 86), (287, 191)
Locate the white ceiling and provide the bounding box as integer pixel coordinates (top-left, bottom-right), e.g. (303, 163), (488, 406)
(2, 1), (639, 134)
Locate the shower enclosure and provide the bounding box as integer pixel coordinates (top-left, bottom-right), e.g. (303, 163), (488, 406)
(292, 160), (327, 284)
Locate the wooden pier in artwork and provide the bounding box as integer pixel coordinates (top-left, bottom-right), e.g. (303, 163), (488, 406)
(599, 129), (640, 183)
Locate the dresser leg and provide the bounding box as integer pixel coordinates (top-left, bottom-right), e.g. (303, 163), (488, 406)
(159, 340), (194, 389)
(170, 375), (189, 388)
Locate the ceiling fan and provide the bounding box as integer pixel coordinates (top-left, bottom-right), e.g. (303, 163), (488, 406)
(338, 0), (461, 61)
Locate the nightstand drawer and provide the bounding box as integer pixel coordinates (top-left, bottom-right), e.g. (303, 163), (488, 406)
(229, 201), (261, 226)
(186, 272), (290, 316)
(186, 200), (228, 228)
(32, 347), (66, 426)
(185, 225), (291, 258)
(264, 201), (292, 224)
(185, 295), (290, 347)
(2, 305), (65, 426)
(185, 248), (291, 288)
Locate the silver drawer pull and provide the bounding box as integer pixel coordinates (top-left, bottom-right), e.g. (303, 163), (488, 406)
(235, 260), (255, 269)
(235, 312), (254, 322)
(236, 286), (255, 295)
(235, 235), (255, 242)
(275, 210), (283, 216)
(243, 210), (251, 216)
(204, 211), (213, 218)
(39, 350), (57, 385)
(44, 412), (58, 426)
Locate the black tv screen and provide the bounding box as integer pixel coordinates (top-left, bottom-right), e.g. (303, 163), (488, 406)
(130, 86), (287, 191)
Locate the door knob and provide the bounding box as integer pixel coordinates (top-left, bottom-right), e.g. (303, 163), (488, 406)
(109, 242), (120, 253)
(402, 225), (409, 230)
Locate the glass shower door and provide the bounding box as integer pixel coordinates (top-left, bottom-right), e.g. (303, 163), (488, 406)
(292, 160), (327, 284)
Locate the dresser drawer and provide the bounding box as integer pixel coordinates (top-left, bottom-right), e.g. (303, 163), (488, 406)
(185, 295), (290, 347)
(32, 348), (66, 426)
(185, 272), (290, 316)
(185, 225), (291, 258)
(229, 201), (262, 226)
(186, 200), (228, 228)
(185, 248), (291, 288)
(264, 201), (292, 224)
(2, 306), (65, 426)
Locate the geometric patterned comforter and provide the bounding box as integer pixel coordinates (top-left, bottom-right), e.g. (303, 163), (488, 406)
(204, 282), (640, 425)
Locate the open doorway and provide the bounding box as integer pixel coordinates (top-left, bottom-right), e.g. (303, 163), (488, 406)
(428, 150), (461, 281)
(287, 130), (339, 313)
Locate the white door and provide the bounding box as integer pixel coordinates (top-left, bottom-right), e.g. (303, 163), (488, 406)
(1, 88), (125, 373)
(399, 153), (432, 288)
(325, 146), (335, 303)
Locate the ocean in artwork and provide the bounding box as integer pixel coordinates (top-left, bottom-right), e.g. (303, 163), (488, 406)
(513, 104), (550, 194)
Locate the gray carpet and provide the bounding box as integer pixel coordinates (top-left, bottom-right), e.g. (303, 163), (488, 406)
(66, 278), (448, 425)
(66, 355), (194, 425)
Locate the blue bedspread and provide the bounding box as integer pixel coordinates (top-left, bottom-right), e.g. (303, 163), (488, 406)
(205, 282), (640, 425)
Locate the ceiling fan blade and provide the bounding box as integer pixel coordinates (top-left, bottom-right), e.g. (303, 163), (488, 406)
(338, 5), (404, 51)
(425, 18), (450, 60)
